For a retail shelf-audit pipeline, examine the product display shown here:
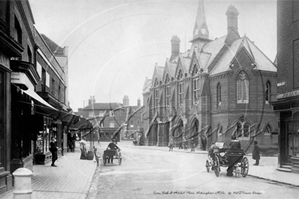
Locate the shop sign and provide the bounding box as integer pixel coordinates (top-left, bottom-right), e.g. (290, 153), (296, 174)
(0, 53), (9, 68)
(277, 90), (299, 99)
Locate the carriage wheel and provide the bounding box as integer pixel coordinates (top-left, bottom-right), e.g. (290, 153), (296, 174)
(241, 157), (249, 177)
(118, 153), (122, 165)
(103, 156), (106, 166)
(213, 156), (220, 177)
(206, 160), (210, 172)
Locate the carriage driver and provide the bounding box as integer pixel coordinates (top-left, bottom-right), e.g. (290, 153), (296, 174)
(107, 139), (120, 164)
(226, 135), (241, 176)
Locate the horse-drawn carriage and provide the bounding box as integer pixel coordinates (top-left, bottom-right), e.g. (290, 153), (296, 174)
(206, 142), (249, 177)
(102, 149), (122, 166)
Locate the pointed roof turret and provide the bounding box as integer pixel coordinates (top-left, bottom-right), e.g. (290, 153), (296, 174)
(193, 0), (209, 40)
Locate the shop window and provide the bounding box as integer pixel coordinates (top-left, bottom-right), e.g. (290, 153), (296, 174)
(237, 71), (249, 104)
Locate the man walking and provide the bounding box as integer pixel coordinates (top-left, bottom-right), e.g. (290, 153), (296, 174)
(50, 137), (58, 167)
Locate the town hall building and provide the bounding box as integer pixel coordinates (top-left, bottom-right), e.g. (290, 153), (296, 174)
(142, 0), (278, 154)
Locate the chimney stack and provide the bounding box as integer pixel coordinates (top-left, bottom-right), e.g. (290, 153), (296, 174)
(137, 98), (141, 107)
(123, 95), (129, 106)
(225, 5), (240, 44)
(170, 35), (180, 61)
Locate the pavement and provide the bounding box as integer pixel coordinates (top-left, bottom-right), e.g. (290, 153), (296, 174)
(0, 140), (298, 199)
(0, 142), (98, 199)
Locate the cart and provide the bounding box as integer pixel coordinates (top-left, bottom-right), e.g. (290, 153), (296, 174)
(206, 143), (249, 177)
(102, 149), (122, 166)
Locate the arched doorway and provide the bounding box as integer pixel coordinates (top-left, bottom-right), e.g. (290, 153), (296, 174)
(172, 119), (183, 147)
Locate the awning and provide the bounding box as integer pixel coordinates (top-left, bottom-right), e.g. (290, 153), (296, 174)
(22, 88), (57, 111)
(14, 84), (92, 131)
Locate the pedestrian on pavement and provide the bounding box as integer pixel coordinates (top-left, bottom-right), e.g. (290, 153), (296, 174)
(50, 137), (58, 167)
(226, 135), (242, 177)
(252, 141), (260, 166)
(168, 136), (174, 151)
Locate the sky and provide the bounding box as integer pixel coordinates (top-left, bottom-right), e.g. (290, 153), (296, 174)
(29, 0), (277, 111)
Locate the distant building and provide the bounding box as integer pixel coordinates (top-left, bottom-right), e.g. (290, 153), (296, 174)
(271, 0), (299, 173)
(77, 96), (144, 142)
(143, 0), (278, 153)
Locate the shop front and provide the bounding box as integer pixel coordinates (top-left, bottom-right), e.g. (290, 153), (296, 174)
(272, 94), (299, 173)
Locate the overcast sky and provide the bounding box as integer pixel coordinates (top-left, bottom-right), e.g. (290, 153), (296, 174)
(29, 0), (277, 111)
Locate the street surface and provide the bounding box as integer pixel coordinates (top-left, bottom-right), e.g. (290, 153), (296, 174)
(92, 141), (298, 199)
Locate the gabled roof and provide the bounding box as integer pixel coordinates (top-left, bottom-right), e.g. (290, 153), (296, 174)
(151, 64), (165, 86)
(210, 36), (277, 75)
(163, 58), (177, 82)
(41, 34), (64, 55)
(175, 54), (191, 77)
(143, 77), (152, 92)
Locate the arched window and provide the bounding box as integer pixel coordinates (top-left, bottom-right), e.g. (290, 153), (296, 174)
(178, 81), (184, 106)
(177, 70), (183, 80)
(165, 75), (170, 106)
(154, 78), (159, 109)
(193, 78), (199, 103)
(192, 64), (198, 76)
(265, 81), (271, 104)
(264, 124), (272, 135)
(235, 116), (250, 139)
(217, 83), (221, 107)
(237, 71), (249, 103)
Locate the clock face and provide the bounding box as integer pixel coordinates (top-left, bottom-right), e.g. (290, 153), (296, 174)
(194, 29), (199, 35)
(201, 28), (207, 34)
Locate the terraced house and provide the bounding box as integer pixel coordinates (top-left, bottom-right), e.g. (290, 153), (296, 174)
(143, 0), (278, 154)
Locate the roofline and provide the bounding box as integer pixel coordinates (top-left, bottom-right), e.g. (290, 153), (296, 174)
(26, 0), (35, 24)
(244, 36), (277, 69)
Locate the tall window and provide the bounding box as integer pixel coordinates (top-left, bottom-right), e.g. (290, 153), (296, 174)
(235, 116), (250, 139)
(166, 86), (170, 106)
(27, 46), (32, 63)
(179, 82), (184, 105)
(193, 78), (199, 102)
(165, 74), (170, 106)
(52, 78), (55, 96)
(155, 88), (159, 108)
(265, 81), (271, 104)
(14, 16), (22, 44)
(237, 71), (249, 103)
(217, 83), (221, 107)
(58, 85), (61, 102)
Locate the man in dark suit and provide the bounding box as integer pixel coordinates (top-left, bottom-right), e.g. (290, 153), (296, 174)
(50, 137), (58, 167)
(226, 135), (242, 176)
(107, 139), (120, 163)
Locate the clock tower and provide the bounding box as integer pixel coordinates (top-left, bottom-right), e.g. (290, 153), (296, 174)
(190, 0), (210, 52)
